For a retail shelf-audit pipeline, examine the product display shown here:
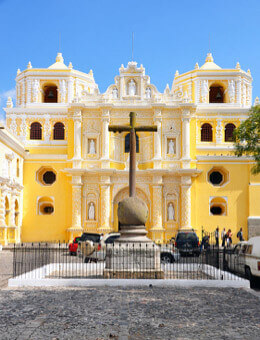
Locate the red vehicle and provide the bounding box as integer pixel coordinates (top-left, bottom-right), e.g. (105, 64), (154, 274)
(69, 237), (80, 255)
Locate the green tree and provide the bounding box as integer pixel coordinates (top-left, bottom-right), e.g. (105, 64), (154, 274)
(234, 105), (260, 174)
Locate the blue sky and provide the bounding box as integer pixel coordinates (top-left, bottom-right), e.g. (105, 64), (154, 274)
(0, 0), (259, 121)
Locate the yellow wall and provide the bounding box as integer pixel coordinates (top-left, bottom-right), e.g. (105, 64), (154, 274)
(22, 162), (72, 242)
(195, 163), (249, 239)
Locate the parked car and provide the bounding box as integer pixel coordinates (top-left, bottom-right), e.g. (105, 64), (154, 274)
(68, 237), (80, 255)
(175, 231), (200, 256)
(225, 237), (260, 288)
(77, 232), (120, 263)
(160, 245), (180, 264)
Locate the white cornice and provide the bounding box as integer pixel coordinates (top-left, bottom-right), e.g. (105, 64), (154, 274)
(196, 145), (235, 150)
(197, 155), (253, 161)
(5, 107), (68, 114)
(0, 129), (26, 157)
(25, 154), (67, 160)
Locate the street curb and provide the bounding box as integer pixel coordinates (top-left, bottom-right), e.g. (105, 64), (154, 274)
(8, 278), (250, 288)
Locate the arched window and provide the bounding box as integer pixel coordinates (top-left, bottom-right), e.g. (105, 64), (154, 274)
(209, 86), (224, 103)
(30, 122), (42, 140)
(125, 133), (139, 153)
(43, 85), (58, 103)
(53, 122), (65, 140)
(225, 123), (236, 142)
(201, 123), (213, 142)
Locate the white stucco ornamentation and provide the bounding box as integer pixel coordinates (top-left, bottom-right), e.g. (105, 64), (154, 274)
(128, 79), (136, 96)
(228, 80), (235, 103)
(201, 80), (208, 103)
(112, 87), (118, 99)
(27, 79), (31, 104)
(153, 113), (162, 161)
(152, 183), (163, 229)
(9, 117), (17, 135)
(44, 116), (51, 142)
(236, 78), (241, 104)
(100, 182), (110, 231)
(181, 176), (191, 229)
(72, 185), (82, 229)
(59, 79), (67, 103)
(145, 87), (151, 99)
(73, 111), (82, 160)
(0, 190), (6, 227)
(101, 111), (110, 160)
(216, 119), (223, 144)
(32, 80), (39, 103)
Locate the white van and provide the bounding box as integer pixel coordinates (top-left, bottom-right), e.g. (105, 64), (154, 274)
(244, 236), (260, 286)
(225, 236), (260, 288)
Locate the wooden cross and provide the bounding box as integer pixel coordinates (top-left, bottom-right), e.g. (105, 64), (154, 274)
(109, 112), (157, 197)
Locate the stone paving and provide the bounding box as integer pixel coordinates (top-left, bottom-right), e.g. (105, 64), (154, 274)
(0, 250), (13, 288)
(0, 286), (259, 340)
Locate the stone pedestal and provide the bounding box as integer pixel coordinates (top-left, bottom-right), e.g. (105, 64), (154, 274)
(104, 243), (164, 279)
(104, 196), (164, 279)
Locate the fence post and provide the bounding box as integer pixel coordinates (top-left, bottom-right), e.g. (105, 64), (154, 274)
(13, 243), (16, 278)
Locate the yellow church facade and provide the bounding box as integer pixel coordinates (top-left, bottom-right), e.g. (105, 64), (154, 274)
(1, 52), (260, 245)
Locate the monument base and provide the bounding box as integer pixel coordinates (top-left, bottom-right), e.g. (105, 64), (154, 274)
(104, 243), (164, 279)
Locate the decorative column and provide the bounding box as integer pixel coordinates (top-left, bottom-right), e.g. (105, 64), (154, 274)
(0, 187), (7, 246)
(82, 181), (87, 228)
(68, 175), (83, 241)
(27, 79), (31, 104)
(216, 119), (223, 144)
(44, 114), (51, 142)
(181, 109), (191, 169)
(20, 114), (27, 143)
(153, 110), (162, 168)
(101, 110), (110, 168)
(236, 78), (241, 105)
(99, 176), (111, 233)
(151, 176), (164, 242)
(21, 79), (25, 106)
(180, 176), (192, 230)
(73, 110), (82, 163)
(68, 77), (74, 103)
(0, 189), (6, 228)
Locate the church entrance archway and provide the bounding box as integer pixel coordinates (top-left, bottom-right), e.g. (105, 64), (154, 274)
(112, 187), (151, 236)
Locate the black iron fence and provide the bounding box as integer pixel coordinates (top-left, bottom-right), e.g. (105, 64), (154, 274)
(12, 242), (246, 281)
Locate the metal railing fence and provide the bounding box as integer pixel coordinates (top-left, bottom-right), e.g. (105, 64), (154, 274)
(12, 242), (245, 281)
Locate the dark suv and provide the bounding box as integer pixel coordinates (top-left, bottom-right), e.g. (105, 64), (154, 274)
(175, 231), (200, 256)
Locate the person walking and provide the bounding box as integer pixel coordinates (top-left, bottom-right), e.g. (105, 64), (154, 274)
(226, 229), (232, 247)
(221, 228), (226, 247)
(215, 227), (219, 247)
(237, 228), (244, 241)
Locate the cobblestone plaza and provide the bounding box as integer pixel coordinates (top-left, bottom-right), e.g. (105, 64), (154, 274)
(0, 286), (259, 340)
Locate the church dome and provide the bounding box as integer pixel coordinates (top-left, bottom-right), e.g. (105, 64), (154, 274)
(48, 53), (68, 70)
(200, 53), (221, 70)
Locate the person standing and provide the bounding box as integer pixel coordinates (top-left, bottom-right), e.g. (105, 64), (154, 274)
(215, 227), (219, 247)
(221, 228), (226, 247)
(237, 228), (244, 241)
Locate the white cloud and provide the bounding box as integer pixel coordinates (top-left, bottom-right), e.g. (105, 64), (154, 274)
(0, 88), (16, 122)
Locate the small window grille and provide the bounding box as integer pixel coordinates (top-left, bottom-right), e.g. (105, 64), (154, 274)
(225, 123), (236, 142)
(53, 122), (65, 140)
(201, 123), (213, 142)
(125, 133), (139, 153)
(209, 171), (223, 185)
(43, 171), (56, 184)
(30, 122), (42, 140)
